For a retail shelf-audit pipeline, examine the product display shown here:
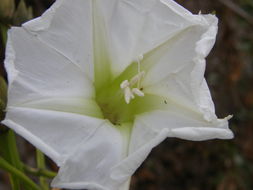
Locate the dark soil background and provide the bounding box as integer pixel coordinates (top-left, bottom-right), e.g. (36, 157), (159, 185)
(0, 0), (253, 190)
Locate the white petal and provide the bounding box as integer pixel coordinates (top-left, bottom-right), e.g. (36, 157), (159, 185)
(109, 102), (233, 181)
(98, 0), (202, 75)
(5, 27), (94, 107)
(142, 14), (218, 116)
(131, 104), (233, 152)
(110, 128), (168, 183)
(92, 0), (114, 90)
(23, 0), (94, 79)
(2, 107), (105, 165)
(51, 121), (125, 190)
(16, 97), (103, 118)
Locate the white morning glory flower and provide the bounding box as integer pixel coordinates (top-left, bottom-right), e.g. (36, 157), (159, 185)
(3, 0), (233, 189)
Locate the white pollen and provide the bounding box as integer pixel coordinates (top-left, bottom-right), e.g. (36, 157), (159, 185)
(120, 62), (145, 104)
(120, 80), (129, 89)
(132, 88), (144, 97)
(124, 87), (134, 104)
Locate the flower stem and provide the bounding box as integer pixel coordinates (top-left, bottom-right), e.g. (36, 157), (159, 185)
(36, 149), (49, 190)
(0, 76), (7, 121)
(22, 164), (57, 178)
(0, 130), (24, 190)
(0, 156), (41, 190)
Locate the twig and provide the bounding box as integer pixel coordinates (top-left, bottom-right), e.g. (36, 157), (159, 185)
(36, 149), (49, 190)
(22, 164), (57, 178)
(218, 0), (253, 25)
(0, 157), (41, 190)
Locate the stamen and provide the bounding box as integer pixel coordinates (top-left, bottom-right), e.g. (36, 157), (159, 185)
(133, 54), (144, 64)
(130, 71), (145, 86)
(120, 80), (129, 89)
(137, 55), (143, 71)
(124, 87), (134, 104)
(120, 54), (145, 104)
(136, 54), (143, 88)
(132, 88), (144, 97)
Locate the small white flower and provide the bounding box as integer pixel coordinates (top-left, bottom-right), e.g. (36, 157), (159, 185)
(3, 0), (233, 190)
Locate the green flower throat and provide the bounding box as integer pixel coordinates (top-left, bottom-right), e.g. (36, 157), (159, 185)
(95, 57), (167, 126)
(92, 3), (167, 126)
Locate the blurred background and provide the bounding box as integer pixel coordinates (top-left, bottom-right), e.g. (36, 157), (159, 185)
(0, 0), (253, 190)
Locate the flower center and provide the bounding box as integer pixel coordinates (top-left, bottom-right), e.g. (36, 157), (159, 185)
(95, 54), (166, 126)
(95, 55), (144, 124)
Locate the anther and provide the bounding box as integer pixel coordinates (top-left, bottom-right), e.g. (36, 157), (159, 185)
(120, 80), (129, 89)
(132, 88), (144, 97)
(124, 87), (134, 104)
(120, 54), (145, 104)
(130, 71), (145, 86)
